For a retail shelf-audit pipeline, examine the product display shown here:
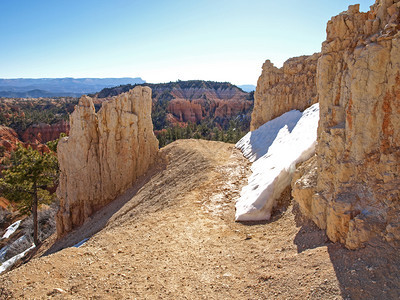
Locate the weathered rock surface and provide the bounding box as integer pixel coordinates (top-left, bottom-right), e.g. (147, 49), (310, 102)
(167, 99), (203, 123)
(293, 1), (400, 249)
(0, 126), (20, 152)
(56, 86), (159, 237)
(250, 53), (320, 131)
(21, 120), (69, 144)
(291, 156), (327, 228)
(167, 98), (253, 124)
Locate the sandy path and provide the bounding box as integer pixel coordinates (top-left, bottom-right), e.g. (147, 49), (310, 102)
(1, 139), (399, 299)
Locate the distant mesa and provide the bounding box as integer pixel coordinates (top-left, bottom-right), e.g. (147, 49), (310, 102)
(0, 77), (145, 98)
(238, 85), (256, 92)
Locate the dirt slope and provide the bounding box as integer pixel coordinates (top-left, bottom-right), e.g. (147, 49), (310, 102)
(1, 139), (399, 299)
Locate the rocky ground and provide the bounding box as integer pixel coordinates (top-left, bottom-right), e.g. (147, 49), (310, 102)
(1, 139), (399, 299)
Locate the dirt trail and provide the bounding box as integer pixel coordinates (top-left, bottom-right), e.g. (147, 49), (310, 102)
(1, 139), (399, 299)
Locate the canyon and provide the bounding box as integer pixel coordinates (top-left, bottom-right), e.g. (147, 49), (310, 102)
(1, 1), (400, 298)
(96, 80), (253, 128)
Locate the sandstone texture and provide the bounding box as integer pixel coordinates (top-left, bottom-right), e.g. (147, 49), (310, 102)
(250, 53), (320, 131)
(21, 120), (69, 144)
(56, 86), (159, 237)
(0, 125), (20, 152)
(291, 156), (326, 227)
(293, 1), (400, 249)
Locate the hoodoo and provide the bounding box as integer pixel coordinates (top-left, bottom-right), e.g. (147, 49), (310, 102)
(250, 53), (320, 131)
(56, 86), (159, 237)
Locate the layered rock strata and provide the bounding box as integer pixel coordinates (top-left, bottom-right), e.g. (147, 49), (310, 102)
(293, 1), (400, 249)
(250, 53), (320, 131)
(21, 120), (69, 144)
(56, 86), (159, 237)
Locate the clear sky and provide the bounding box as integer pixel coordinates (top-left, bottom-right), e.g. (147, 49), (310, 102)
(0, 0), (375, 85)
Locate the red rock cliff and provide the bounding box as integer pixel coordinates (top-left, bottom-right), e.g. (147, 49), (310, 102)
(21, 120), (70, 144)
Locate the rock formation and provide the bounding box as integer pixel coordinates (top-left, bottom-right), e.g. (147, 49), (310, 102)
(250, 53), (320, 131)
(167, 98), (253, 124)
(21, 120), (69, 144)
(56, 86), (159, 237)
(96, 80), (253, 128)
(0, 126), (20, 153)
(293, 1), (400, 249)
(167, 99), (203, 123)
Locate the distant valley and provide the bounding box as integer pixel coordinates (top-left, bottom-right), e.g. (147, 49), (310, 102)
(0, 77), (145, 98)
(0, 80), (254, 152)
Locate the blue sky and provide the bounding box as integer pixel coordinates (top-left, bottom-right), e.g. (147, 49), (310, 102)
(0, 0), (375, 85)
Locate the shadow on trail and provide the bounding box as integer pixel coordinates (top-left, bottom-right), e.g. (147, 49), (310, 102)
(292, 203), (400, 299)
(44, 160), (167, 256)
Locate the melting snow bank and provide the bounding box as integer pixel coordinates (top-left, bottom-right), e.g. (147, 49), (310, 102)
(0, 243), (35, 275)
(1, 220), (21, 240)
(235, 103), (319, 221)
(0, 235), (30, 263)
(236, 110), (302, 162)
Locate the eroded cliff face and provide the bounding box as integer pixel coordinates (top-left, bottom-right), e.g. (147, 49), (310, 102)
(56, 86), (159, 237)
(250, 53), (320, 131)
(0, 126), (20, 153)
(293, 1), (400, 249)
(21, 120), (69, 144)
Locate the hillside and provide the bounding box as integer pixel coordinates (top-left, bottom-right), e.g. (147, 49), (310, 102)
(1, 139), (398, 299)
(95, 80), (254, 132)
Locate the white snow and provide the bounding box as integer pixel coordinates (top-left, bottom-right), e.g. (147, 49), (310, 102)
(235, 110), (302, 162)
(0, 243), (35, 275)
(235, 103), (319, 221)
(73, 238), (89, 248)
(0, 235), (29, 263)
(1, 220), (21, 240)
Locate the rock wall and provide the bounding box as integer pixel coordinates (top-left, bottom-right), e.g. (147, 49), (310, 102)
(250, 53), (320, 131)
(293, 1), (400, 249)
(56, 86), (159, 237)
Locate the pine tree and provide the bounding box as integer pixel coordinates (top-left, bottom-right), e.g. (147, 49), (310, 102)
(0, 145), (58, 246)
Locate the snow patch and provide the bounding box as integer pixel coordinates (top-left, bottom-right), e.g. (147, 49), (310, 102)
(0, 235), (30, 263)
(73, 238), (89, 248)
(1, 220), (21, 240)
(235, 103), (319, 221)
(235, 110), (302, 162)
(0, 243), (35, 275)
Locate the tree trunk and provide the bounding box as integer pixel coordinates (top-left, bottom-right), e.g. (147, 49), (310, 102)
(32, 181), (39, 246)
